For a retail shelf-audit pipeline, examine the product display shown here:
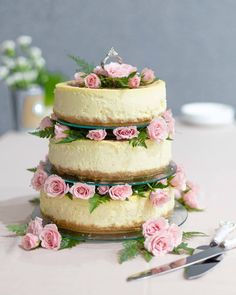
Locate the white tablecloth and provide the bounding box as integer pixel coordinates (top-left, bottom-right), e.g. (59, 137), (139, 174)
(1, 122), (236, 295)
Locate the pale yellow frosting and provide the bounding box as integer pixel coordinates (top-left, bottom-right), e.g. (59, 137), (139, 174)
(40, 188), (175, 233)
(48, 139), (172, 181)
(53, 80), (166, 125)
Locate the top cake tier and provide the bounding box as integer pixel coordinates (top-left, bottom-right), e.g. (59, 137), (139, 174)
(53, 80), (166, 126)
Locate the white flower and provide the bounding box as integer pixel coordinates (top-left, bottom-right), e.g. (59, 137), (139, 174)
(34, 57), (45, 68)
(16, 56), (30, 68)
(0, 66), (9, 80)
(17, 35), (32, 47)
(22, 70), (38, 81)
(5, 75), (17, 86)
(29, 47), (42, 58)
(1, 56), (15, 69)
(0, 40), (15, 52)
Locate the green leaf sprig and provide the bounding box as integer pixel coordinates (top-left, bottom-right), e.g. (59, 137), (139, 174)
(29, 127), (54, 139)
(68, 55), (94, 74)
(88, 194), (111, 213)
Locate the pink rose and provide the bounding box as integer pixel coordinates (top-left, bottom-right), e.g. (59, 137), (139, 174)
(39, 116), (53, 130)
(162, 110), (175, 138)
(109, 184), (133, 200)
(54, 123), (70, 140)
(93, 66), (108, 76)
(128, 75), (141, 88)
(27, 217), (43, 236)
(98, 186), (110, 195)
(86, 129), (107, 141)
(84, 73), (101, 89)
(70, 182), (95, 199)
(21, 233), (40, 250)
(144, 231), (174, 256)
(113, 126), (139, 140)
(31, 169), (48, 191)
(150, 189), (170, 207)
(168, 223), (183, 247)
(183, 189), (199, 209)
(170, 165), (187, 191)
(142, 217), (169, 238)
(147, 118), (168, 142)
(104, 62), (137, 78)
(39, 224), (62, 250)
(44, 175), (69, 197)
(74, 72), (85, 86)
(141, 68), (155, 84)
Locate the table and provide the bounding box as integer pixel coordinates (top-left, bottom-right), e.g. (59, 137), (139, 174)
(1, 122), (236, 295)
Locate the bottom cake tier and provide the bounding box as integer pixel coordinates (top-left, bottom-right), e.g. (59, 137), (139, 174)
(40, 187), (175, 234)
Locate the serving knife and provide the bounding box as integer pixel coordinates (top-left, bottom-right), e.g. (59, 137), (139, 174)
(127, 235), (236, 282)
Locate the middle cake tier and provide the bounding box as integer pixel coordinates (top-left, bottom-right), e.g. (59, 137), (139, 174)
(48, 138), (172, 181)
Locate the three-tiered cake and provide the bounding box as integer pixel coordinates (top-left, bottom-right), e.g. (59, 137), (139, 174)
(31, 49), (177, 234)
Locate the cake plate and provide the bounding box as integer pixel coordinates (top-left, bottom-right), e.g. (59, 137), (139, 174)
(32, 202), (188, 242)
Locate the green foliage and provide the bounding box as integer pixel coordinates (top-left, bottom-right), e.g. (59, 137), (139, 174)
(7, 224), (27, 236)
(172, 242), (195, 255)
(60, 237), (82, 250)
(29, 197), (40, 205)
(183, 231), (207, 240)
(88, 194), (110, 213)
(29, 127), (54, 139)
(129, 129), (148, 148)
(68, 55), (94, 74)
(27, 167), (37, 173)
(56, 129), (86, 144)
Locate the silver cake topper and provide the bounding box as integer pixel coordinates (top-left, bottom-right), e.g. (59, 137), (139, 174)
(101, 47), (123, 69)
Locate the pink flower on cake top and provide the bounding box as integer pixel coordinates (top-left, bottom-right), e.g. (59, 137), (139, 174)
(84, 73), (101, 89)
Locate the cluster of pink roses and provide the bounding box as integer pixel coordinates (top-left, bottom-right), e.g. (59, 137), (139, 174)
(169, 164), (200, 209)
(73, 62), (156, 89)
(21, 217), (61, 251)
(143, 217), (182, 256)
(150, 189), (171, 207)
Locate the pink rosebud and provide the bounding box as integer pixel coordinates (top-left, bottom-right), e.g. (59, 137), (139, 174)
(168, 223), (183, 247)
(50, 113), (58, 121)
(39, 224), (62, 250)
(128, 75), (141, 88)
(141, 68), (155, 84)
(39, 116), (53, 130)
(86, 129), (107, 141)
(170, 165), (187, 191)
(93, 66), (108, 76)
(74, 72), (85, 86)
(150, 189), (170, 207)
(162, 109), (175, 138)
(54, 123), (70, 140)
(31, 169), (48, 191)
(142, 217), (169, 238)
(21, 233), (40, 250)
(113, 126), (139, 140)
(98, 186), (110, 195)
(104, 62), (137, 78)
(70, 182), (95, 199)
(109, 184), (133, 201)
(144, 231), (174, 256)
(27, 217), (43, 236)
(182, 182), (200, 209)
(44, 175), (69, 197)
(147, 118), (168, 142)
(84, 73), (101, 89)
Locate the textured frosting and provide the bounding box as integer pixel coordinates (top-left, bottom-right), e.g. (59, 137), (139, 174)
(53, 80), (166, 126)
(48, 139), (172, 181)
(40, 188), (175, 233)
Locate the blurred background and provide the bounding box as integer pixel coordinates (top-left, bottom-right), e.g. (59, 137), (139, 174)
(0, 0), (236, 134)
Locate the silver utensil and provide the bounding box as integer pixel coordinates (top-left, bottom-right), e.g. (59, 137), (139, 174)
(185, 221), (236, 280)
(127, 232), (236, 282)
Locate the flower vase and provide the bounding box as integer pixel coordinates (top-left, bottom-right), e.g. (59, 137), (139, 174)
(11, 85), (44, 131)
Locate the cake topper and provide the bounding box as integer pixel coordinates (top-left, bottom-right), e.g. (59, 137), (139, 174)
(101, 47), (123, 69)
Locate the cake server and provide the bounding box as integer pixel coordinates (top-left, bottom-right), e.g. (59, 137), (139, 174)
(127, 235), (236, 282)
(185, 221), (236, 280)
